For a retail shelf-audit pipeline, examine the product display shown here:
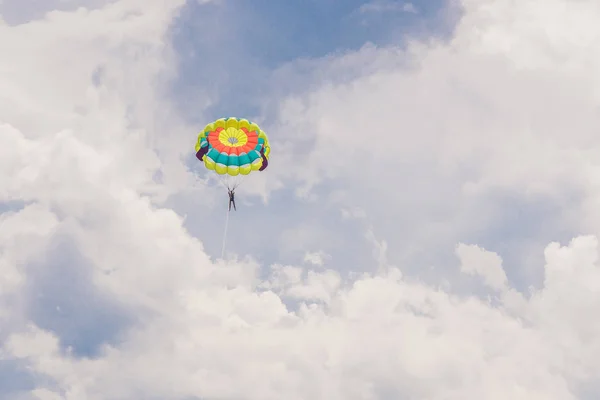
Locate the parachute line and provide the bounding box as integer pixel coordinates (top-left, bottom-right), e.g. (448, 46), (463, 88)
(221, 204), (230, 259)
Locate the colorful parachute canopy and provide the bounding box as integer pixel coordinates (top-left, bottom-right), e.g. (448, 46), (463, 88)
(195, 117), (270, 177)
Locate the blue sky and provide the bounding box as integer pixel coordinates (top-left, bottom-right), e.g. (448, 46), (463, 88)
(3, 0), (600, 398)
(169, 0), (455, 120)
(168, 0), (470, 275)
(165, 0), (584, 295)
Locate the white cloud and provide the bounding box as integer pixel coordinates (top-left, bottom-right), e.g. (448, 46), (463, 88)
(304, 250), (330, 266)
(268, 0), (600, 287)
(340, 206), (367, 220)
(359, 1), (418, 14)
(1, 0), (600, 399)
(456, 243), (508, 291)
(0, 0), (114, 25)
(4, 237), (600, 398)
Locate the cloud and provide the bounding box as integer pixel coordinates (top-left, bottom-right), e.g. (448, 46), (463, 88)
(303, 250), (330, 267)
(456, 243), (508, 291)
(0, 0), (114, 25)
(1, 0), (600, 399)
(266, 0), (600, 288)
(358, 1), (418, 14)
(3, 236), (600, 399)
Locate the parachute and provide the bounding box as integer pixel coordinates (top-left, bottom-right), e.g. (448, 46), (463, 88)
(194, 117), (271, 258)
(195, 117), (271, 193)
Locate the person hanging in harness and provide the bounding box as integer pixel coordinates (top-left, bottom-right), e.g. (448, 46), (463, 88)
(228, 188), (236, 211)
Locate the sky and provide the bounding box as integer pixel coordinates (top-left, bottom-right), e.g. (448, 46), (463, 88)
(1, 0), (600, 399)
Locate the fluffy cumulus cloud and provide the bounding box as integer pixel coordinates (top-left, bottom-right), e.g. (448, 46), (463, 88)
(267, 0), (600, 286)
(1, 0), (600, 399)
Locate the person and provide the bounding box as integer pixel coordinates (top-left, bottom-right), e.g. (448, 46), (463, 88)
(228, 188), (236, 211)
